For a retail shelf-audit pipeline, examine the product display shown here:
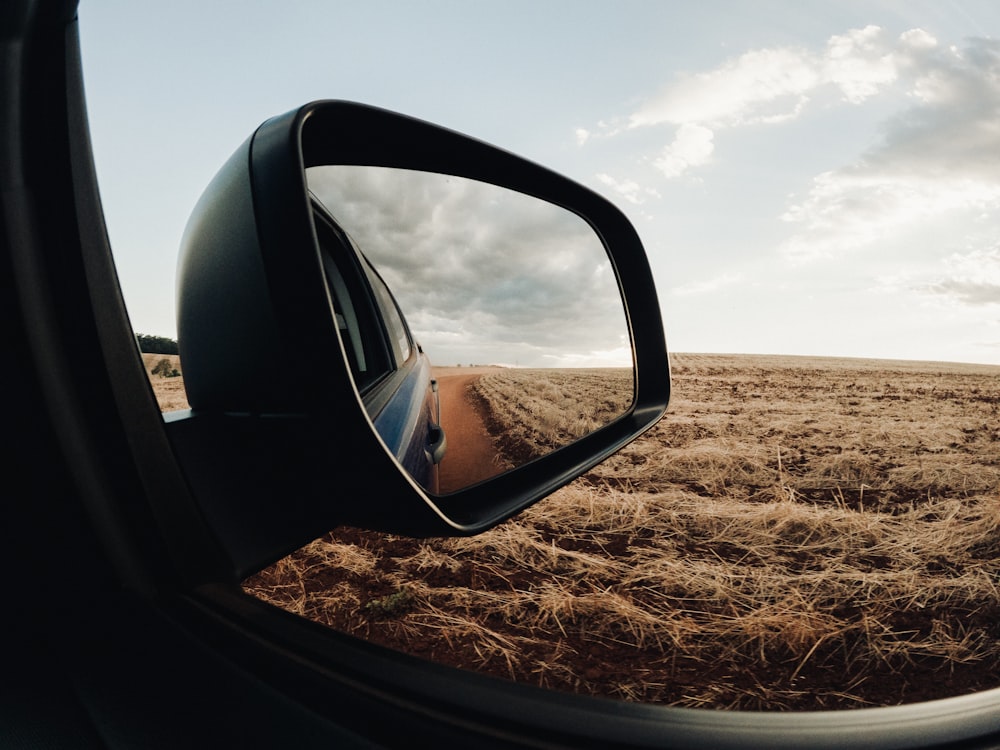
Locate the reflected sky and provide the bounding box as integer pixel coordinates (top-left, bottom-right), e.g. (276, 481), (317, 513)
(308, 167), (632, 368)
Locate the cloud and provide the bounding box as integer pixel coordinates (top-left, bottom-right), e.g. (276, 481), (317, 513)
(596, 173), (659, 204)
(613, 26), (949, 184)
(653, 123), (715, 178)
(575, 127), (591, 146)
(780, 36), (1000, 261)
(629, 46), (820, 129)
(626, 25), (920, 135)
(920, 249), (1000, 306)
(307, 166), (631, 368)
(780, 172), (1000, 261)
(929, 280), (1000, 305)
(823, 25), (901, 104)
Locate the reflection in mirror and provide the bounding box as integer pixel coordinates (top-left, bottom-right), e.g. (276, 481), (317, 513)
(307, 166), (634, 494)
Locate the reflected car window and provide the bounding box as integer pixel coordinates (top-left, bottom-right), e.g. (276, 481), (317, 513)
(313, 205), (391, 393)
(363, 260), (412, 368)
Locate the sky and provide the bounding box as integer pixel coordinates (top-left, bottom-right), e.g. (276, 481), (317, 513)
(79, 1), (1000, 365)
(309, 166), (630, 367)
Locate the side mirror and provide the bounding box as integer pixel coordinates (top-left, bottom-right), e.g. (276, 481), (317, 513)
(167, 101), (669, 578)
(305, 165), (635, 493)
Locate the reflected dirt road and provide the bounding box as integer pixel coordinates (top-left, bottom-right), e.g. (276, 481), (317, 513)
(434, 367), (505, 494)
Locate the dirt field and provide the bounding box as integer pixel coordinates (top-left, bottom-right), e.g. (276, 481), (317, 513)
(240, 355), (1000, 710)
(434, 367), (511, 493)
(433, 366), (634, 492)
(469, 367), (633, 464)
(154, 353), (1000, 710)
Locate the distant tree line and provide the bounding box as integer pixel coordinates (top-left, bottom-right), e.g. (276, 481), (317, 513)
(136, 333), (179, 355)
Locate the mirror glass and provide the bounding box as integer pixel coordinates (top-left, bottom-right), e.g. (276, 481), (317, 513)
(307, 166), (634, 494)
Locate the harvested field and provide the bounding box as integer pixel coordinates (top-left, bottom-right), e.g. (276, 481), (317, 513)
(193, 353), (1000, 710)
(470, 367), (633, 463)
(433, 366), (633, 491)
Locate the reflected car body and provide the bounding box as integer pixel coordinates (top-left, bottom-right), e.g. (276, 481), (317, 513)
(313, 198), (445, 493)
(369, 348), (445, 494)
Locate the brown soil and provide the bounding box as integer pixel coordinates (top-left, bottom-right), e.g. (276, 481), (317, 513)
(243, 355), (1000, 711)
(271, 525), (1000, 710)
(435, 369), (510, 493)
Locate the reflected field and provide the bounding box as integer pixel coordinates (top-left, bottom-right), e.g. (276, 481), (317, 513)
(433, 367), (633, 493)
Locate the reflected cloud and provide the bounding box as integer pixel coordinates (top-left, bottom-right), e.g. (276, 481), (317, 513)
(307, 167), (632, 368)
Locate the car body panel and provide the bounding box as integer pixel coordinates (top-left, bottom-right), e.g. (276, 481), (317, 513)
(369, 352), (442, 493)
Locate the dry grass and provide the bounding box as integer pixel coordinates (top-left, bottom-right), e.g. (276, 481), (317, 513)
(233, 353), (1000, 709)
(472, 368), (633, 460)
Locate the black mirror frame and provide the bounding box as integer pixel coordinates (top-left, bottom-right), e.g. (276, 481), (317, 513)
(171, 100), (670, 577)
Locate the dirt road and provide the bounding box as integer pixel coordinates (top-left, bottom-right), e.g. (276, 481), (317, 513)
(434, 369), (504, 493)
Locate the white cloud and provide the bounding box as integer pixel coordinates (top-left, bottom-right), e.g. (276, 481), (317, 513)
(542, 342), (633, 369)
(596, 173), (660, 205)
(899, 28), (938, 52)
(575, 127), (590, 146)
(823, 25), (899, 104)
(615, 26), (947, 182)
(626, 26), (919, 133)
(780, 36), (1000, 261)
(653, 123), (715, 179)
(920, 248), (1000, 306)
(629, 46), (819, 129)
(780, 172), (1000, 261)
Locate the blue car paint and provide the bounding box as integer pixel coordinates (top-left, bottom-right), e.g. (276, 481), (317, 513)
(371, 353), (440, 492)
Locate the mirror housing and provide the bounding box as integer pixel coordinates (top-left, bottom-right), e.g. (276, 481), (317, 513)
(168, 101), (670, 578)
